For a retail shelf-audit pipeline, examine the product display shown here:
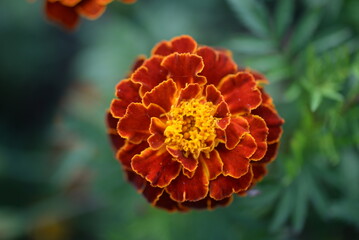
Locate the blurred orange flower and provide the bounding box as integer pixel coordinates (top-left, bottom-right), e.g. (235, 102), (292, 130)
(45, 0), (136, 30)
(107, 35), (284, 211)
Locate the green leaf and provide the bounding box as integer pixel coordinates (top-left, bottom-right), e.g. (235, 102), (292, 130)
(292, 172), (309, 233)
(310, 91), (322, 112)
(274, 0), (294, 39)
(314, 28), (352, 53)
(224, 36), (276, 55)
(227, 0), (270, 37)
(289, 10), (322, 53)
(270, 187), (294, 231)
(244, 54), (286, 72)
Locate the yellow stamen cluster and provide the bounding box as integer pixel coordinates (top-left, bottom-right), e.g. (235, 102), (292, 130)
(164, 98), (218, 159)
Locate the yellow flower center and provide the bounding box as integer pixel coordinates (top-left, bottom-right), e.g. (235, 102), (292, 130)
(164, 98), (217, 159)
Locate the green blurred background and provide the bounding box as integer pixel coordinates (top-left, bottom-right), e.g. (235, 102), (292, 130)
(1, 0), (359, 239)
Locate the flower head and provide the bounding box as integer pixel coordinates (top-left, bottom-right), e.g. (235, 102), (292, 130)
(45, 0), (135, 30)
(107, 35), (284, 211)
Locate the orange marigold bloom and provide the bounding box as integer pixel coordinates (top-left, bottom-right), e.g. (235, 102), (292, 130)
(106, 35), (284, 211)
(45, 0), (135, 30)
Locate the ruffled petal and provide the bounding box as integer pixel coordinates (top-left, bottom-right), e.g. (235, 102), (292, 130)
(110, 79), (141, 118)
(201, 150), (223, 180)
(177, 83), (202, 103)
(252, 105), (284, 143)
(257, 142), (279, 164)
(142, 79), (177, 112)
(209, 166), (253, 200)
(76, 0), (106, 19)
(162, 53), (206, 89)
(244, 115), (269, 160)
(166, 161), (209, 202)
(142, 184), (164, 204)
(241, 68), (269, 85)
(154, 191), (188, 212)
(224, 117), (250, 150)
(166, 147), (198, 172)
(106, 112), (125, 150)
(117, 140), (148, 169)
(148, 117), (167, 150)
(118, 103), (165, 144)
(132, 56), (169, 95)
(152, 35), (197, 56)
(45, 1), (79, 30)
(131, 148), (181, 187)
(59, 0), (81, 7)
(218, 72), (262, 115)
(219, 134), (256, 178)
(125, 170), (146, 192)
(251, 163), (267, 183)
(197, 47), (237, 86)
(182, 196), (233, 210)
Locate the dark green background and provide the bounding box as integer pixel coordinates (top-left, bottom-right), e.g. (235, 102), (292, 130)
(1, 0), (358, 239)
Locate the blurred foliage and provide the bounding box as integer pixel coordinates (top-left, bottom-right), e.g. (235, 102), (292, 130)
(0, 0), (358, 239)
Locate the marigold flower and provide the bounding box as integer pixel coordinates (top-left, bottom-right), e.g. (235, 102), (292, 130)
(107, 35), (284, 211)
(45, 0), (136, 30)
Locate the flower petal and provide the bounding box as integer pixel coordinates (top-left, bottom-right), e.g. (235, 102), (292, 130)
(177, 83), (202, 103)
(148, 117), (167, 150)
(106, 112), (125, 150)
(166, 161), (209, 202)
(241, 68), (269, 85)
(117, 140), (148, 169)
(76, 0), (106, 19)
(209, 166), (253, 200)
(257, 142), (279, 164)
(219, 134), (256, 178)
(251, 163), (267, 183)
(142, 184), (164, 204)
(152, 35), (197, 56)
(162, 53), (206, 89)
(244, 115), (269, 160)
(154, 191), (188, 212)
(197, 47), (237, 86)
(118, 103), (165, 144)
(125, 170), (146, 192)
(45, 1), (79, 30)
(252, 105), (284, 143)
(224, 116), (250, 150)
(59, 0), (81, 7)
(132, 56), (169, 95)
(110, 79), (141, 118)
(166, 147), (198, 172)
(142, 79), (177, 112)
(201, 150), (223, 180)
(218, 72), (262, 115)
(131, 148), (181, 187)
(182, 196), (233, 210)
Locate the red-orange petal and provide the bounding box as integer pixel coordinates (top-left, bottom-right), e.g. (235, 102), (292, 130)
(205, 84), (223, 105)
(59, 0), (81, 7)
(166, 161), (209, 202)
(152, 35), (197, 56)
(117, 140), (148, 169)
(244, 115), (269, 160)
(125, 170), (146, 192)
(177, 83), (202, 103)
(218, 72), (262, 115)
(76, 0), (106, 19)
(106, 112), (125, 150)
(225, 116), (250, 150)
(252, 105), (284, 143)
(111, 79), (141, 118)
(182, 196), (233, 210)
(217, 134), (254, 179)
(154, 191), (188, 212)
(162, 53), (206, 89)
(166, 147), (198, 172)
(251, 163), (268, 183)
(118, 103), (165, 144)
(241, 68), (269, 85)
(197, 47), (237, 86)
(142, 79), (177, 112)
(45, 1), (79, 30)
(148, 117), (167, 150)
(257, 142), (279, 164)
(142, 184), (164, 204)
(201, 150), (223, 180)
(132, 56), (169, 95)
(131, 148), (181, 187)
(209, 166), (253, 200)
